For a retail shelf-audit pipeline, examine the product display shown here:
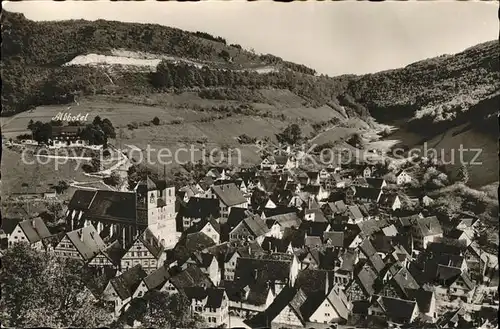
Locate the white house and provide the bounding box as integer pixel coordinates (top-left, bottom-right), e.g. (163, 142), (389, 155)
(396, 170), (412, 185)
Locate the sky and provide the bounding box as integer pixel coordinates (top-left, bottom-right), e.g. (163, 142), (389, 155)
(4, 1), (498, 76)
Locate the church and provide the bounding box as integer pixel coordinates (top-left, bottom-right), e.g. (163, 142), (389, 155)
(65, 176), (178, 248)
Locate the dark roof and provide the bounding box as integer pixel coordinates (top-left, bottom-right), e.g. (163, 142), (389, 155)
(184, 287), (226, 308)
(371, 235), (394, 254)
(143, 265), (171, 290)
(183, 232), (216, 254)
(365, 178), (386, 189)
(138, 228), (164, 258)
(379, 194), (399, 207)
(356, 266), (378, 296)
(68, 190), (138, 224)
(226, 207), (254, 228)
(101, 240), (126, 266)
(110, 264), (148, 300)
(301, 221), (330, 237)
(413, 216), (443, 236)
(68, 189), (96, 210)
(406, 288), (434, 313)
(245, 287), (307, 328)
(323, 231), (344, 247)
(180, 197), (220, 220)
(169, 263), (214, 291)
(355, 187), (382, 201)
(261, 237), (291, 253)
(262, 206), (299, 218)
(211, 183), (247, 206)
(375, 295), (417, 324)
(66, 226), (106, 261)
(18, 218), (51, 244)
(235, 254), (294, 284)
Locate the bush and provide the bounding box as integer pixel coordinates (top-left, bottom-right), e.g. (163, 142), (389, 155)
(152, 117), (160, 125)
(238, 134), (256, 144)
(127, 121), (139, 130)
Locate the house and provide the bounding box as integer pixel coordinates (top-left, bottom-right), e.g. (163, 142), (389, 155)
(261, 237), (294, 254)
(177, 185), (204, 203)
(206, 167), (227, 180)
(102, 264), (148, 314)
(275, 155), (298, 171)
(321, 200), (347, 219)
(265, 212), (301, 239)
(229, 214), (269, 244)
(411, 216), (443, 250)
(211, 183), (248, 218)
(369, 295), (420, 324)
(396, 170), (412, 185)
(162, 263), (214, 296)
(308, 276), (351, 324)
(304, 208), (328, 223)
(176, 197), (220, 232)
(346, 205), (364, 224)
(305, 171), (321, 186)
(302, 184), (329, 201)
(363, 166), (374, 178)
(223, 277), (276, 317)
(7, 218), (51, 250)
(185, 287), (230, 327)
(379, 194), (401, 211)
(355, 187), (383, 203)
(186, 251), (221, 286)
(446, 229), (473, 247)
(189, 218), (221, 245)
(234, 253), (301, 289)
(366, 178), (387, 189)
(245, 286), (310, 329)
(53, 225), (106, 262)
(421, 195), (435, 206)
(120, 228), (165, 273)
(406, 288), (437, 322)
(88, 240), (126, 270)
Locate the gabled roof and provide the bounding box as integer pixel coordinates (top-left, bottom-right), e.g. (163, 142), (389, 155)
(18, 218), (51, 244)
(261, 237), (292, 253)
(67, 190), (138, 224)
(245, 287), (308, 328)
(355, 266), (378, 296)
(110, 264), (148, 300)
(138, 228), (164, 259)
(413, 216), (443, 236)
(143, 265), (171, 290)
(265, 212), (301, 229)
(211, 183), (247, 206)
(182, 232), (216, 254)
(379, 194), (399, 207)
(325, 286), (350, 320)
(301, 221), (330, 237)
(180, 197), (220, 220)
(232, 214), (270, 238)
(101, 240), (126, 266)
(347, 205), (363, 221)
(323, 231), (344, 247)
(235, 253), (295, 284)
(135, 176), (158, 192)
(66, 226), (106, 261)
(169, 263), (214, 292)
(184, 287), (226, 308)
(366, 178), (386, 189)
(355, 187), (383, 202)
(374, 295), (417, 324)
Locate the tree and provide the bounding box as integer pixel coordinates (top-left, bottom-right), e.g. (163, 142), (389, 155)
(456, 165), (469, 184)
(0, 244), (112, 328)
(104, 171), (121, 187)
(152, 116), (161, 126)
(347, 133), (364, 148)
(276, 123), (302, 145)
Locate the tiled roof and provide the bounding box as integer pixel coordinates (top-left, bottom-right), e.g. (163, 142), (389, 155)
(414, 216), (443, 236)
(66, 226), (106, 261)
(347, 205), (363, 220)
(101, 240), (126, 266)
(375, 295), (417, 324)
(323, 231), (344, 247)
(212, 183), (247, 206)
(143, 265), (171, 290)
(356, 266), (378, 296)
(139, 228), (164, 258)
(366, 178), (386, 189)
(184, 287), (226, 308)
(235, 254), (294, 284)
(241, 215), (270, 237)
(110, 264), (148, 300)
(18, 218), (51, 244)
(169, 263), (214, 291)
(265, 212), (301, 229)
